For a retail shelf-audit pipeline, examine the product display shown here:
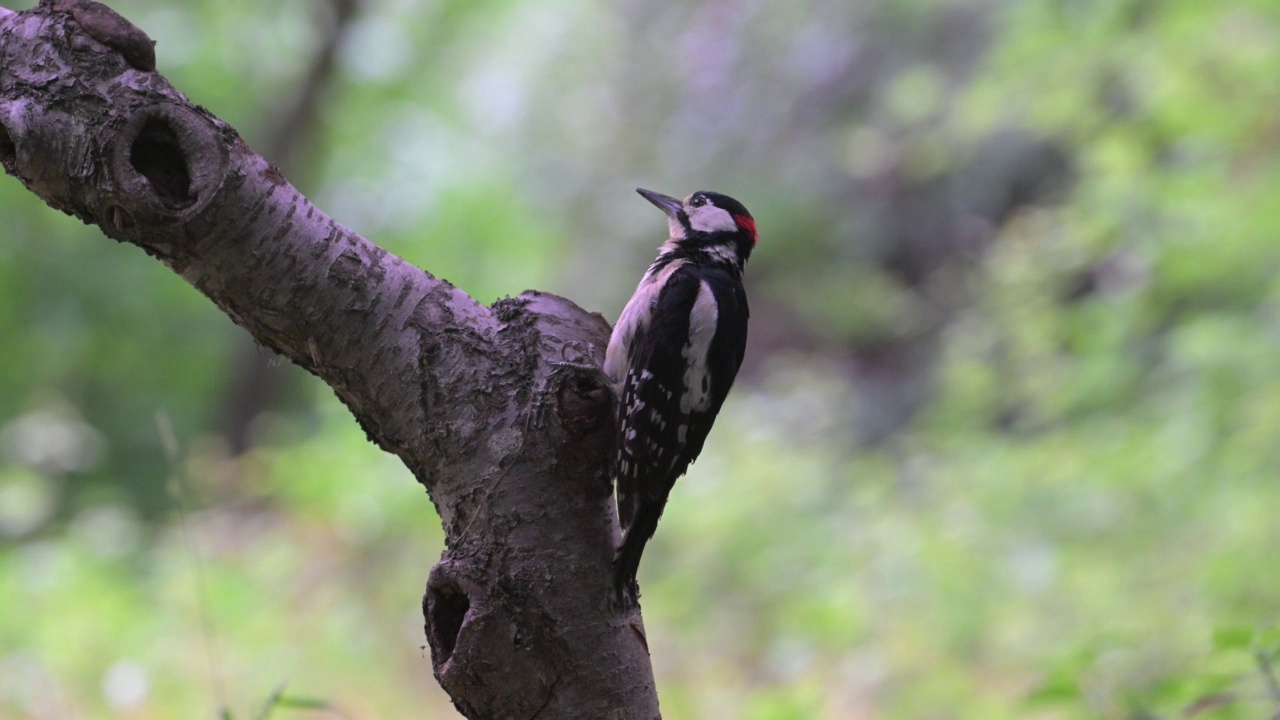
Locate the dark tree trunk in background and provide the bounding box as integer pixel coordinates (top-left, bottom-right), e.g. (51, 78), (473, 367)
(0, 2), (660, 717)
(217, 0), (360, 455)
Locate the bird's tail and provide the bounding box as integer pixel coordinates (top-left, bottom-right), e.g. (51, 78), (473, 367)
(613, 503), (662, 605)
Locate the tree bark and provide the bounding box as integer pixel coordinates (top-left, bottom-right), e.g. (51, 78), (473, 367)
(0, 2), (660, 717)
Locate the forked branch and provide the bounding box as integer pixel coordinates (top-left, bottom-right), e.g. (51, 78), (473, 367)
(0, 2), (659, 717)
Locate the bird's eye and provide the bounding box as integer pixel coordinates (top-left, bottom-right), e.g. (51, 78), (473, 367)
(690, 195), (707, 208)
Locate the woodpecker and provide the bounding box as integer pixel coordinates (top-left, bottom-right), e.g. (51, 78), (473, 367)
(605, 188), (757, 603)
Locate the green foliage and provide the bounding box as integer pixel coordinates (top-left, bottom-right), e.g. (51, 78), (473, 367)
(3, 0), (1280, 718)
(0, 402), (448, 718)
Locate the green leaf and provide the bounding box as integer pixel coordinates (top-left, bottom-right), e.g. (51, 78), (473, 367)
(1213, 626), (1256, 652)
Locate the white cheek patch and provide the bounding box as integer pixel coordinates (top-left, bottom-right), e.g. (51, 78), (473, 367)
(688, 205), (737, 234)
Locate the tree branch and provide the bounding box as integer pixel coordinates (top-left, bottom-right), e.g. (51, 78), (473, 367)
(0, 2), (659, 717)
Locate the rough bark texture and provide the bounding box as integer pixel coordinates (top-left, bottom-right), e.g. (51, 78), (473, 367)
(0, 2), (660, 717)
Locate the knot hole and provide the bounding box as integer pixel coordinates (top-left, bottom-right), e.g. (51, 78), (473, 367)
(425, 571), (471, 666)
(0, 122), (15, 174)
(130, 118), (192, 207)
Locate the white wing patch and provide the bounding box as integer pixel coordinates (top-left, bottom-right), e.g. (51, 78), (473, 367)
(680, 280), (719, 414)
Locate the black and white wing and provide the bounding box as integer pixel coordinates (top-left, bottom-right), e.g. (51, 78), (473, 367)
(615, 262), (704, 533)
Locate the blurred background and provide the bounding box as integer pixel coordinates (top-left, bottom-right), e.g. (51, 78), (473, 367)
(2, 0), (1280, 718)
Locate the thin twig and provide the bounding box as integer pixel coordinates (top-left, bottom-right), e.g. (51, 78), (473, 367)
(157, 410), (229, 717)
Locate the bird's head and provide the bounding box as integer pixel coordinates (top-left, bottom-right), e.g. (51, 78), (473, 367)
(637, 188), (757, 267)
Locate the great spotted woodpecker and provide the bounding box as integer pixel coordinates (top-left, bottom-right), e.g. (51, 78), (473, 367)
(605, 188), (757, 603)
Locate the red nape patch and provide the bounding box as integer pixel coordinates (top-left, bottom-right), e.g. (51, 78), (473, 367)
(734, 214), (758, 245)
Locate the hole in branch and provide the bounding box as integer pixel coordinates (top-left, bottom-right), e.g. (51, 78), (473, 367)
(0, 122), (15, 173)
(130, 118), (192, 207)
(427, 580), (471, 665)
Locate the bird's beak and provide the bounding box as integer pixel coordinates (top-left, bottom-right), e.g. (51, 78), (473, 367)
(636, 188), (682, 217)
